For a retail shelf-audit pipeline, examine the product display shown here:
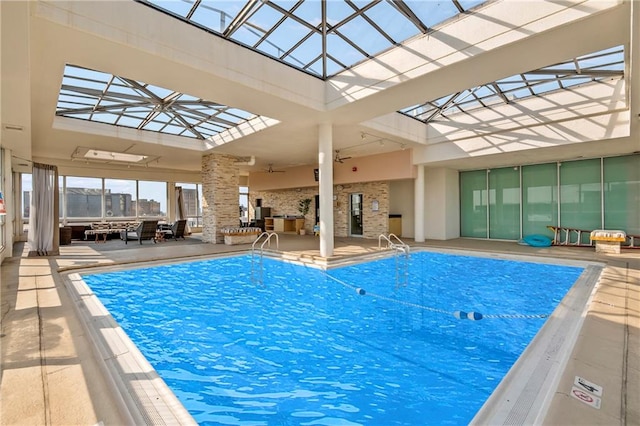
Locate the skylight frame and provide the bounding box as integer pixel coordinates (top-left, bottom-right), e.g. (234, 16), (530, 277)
(136, 0), (488, 80)
(56, 64), (261, 141)
(400, 45), (625, 123)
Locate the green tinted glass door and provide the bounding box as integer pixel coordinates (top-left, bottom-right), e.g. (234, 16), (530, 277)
(460, 170), (487, 238)
(603, 155), (640, 235)
(488, 167), (521, 240)
(560, 159), (601, 244)
(522, 163), (557, 237)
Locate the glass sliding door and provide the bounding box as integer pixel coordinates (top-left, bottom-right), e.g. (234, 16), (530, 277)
(604, 155), (640, 235)
(522, 163), (558, 237)
(489, 167), (521, 240)
(349, 193), (363, 236)
(460, 155), (638, 242)
(560, 159), (601, 244)
(460, 170), (488, 238)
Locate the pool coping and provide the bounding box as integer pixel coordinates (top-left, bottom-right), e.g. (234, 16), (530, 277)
(61, 248), (604, 425)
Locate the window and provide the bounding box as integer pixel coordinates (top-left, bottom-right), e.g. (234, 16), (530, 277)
(65, 176), (103, 218)
(137, 181), (167, 217)
(239, 186), (249, 225)
(22, 173), (31, 219)
(177, 182), (202, 227)
(104, 179), (136, 218)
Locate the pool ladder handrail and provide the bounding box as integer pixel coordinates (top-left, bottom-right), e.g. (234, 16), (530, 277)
(251, 232), (279, 285)
(378, 233), (410, 254)
(378, 234), (410, 288)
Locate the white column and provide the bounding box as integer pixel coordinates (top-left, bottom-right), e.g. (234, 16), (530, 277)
(318, 123), (334, 257)
(414, 164), (425, 242)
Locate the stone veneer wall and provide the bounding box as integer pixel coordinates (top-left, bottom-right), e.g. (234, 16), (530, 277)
(202, 154), (240, 243)
(250, 188), (317, 233)
(333, 181), (389, 239)
(251, 181), (389, 238)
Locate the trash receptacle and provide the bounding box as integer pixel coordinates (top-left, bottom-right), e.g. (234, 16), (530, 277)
(59, 226), (72, 245)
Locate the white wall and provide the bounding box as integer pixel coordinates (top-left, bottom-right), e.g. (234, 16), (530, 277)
(424, 168), (460, 240)
(389, 179), (414, 239)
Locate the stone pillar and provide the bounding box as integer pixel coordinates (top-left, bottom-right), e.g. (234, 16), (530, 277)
(201, 153), (239, 244)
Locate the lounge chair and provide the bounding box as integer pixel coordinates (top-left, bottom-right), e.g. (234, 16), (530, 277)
(123, 220), (158, 244)
(161, 219), (187, 241)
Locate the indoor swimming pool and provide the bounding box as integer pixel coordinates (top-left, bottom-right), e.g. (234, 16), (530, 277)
(79, 250), (589, 425)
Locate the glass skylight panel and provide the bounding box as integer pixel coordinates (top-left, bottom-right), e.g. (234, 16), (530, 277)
(154, 0), (196, 19)
(57, 64), (261, 140)
(326, 34), (367, 68)
(366, 2), (419, 42)
(93, 115), (118, 125)
(401, 46), (625, 123)
(189, 2), (230, 32)
(337, 15), (392, 55)
(137, 0), (485, 79)
(404, 0), (462, 28)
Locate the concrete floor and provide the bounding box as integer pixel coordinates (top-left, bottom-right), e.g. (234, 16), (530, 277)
(1, 234), (638, 425)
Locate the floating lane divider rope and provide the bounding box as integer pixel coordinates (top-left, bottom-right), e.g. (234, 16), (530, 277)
(325, 273), (549, 321)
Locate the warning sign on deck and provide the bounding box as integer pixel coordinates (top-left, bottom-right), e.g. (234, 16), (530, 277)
(574, 376), (603, 397)
(571, 386), (601, 409)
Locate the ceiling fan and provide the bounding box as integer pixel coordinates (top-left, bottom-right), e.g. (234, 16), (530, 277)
(264, 163), (285, 173)
(334, 150), (352, 163)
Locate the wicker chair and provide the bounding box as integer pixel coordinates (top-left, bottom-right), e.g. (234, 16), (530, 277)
(161, 219), (187, 241)
(123, 220), (158, 244)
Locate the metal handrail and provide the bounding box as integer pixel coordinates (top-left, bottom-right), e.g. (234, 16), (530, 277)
(378, 233), (410, 289)
(251, 232), (279, 285)
(378, 233), (410, 254)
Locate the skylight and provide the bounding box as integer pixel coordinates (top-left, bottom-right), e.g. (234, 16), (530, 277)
(400, 46), (625, 123)
(56, 64), (260, 140)
(137, 0), (487, 79)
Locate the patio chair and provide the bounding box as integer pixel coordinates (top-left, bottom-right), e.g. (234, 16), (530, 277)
(123, 220), (158, 244)
(161, 219), (187, 241)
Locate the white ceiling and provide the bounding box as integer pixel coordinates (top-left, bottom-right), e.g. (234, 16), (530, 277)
(1, 1), (635, 177)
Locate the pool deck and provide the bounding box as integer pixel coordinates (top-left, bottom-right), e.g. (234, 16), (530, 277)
(1, 234), (638, 425)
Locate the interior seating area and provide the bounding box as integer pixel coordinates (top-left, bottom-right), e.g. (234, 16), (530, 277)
(160, 219), (187, 241)
(122, 220), (159, 245)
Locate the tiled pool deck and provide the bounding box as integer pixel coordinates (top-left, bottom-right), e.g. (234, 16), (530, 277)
(1, 235), (638, 425)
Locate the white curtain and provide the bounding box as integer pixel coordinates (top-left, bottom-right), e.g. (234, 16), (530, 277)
(175, 186), (191, 235)
(27, 163), (57, 255)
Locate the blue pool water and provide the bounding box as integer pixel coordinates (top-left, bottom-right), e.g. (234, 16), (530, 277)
(82, 251), (584, 425)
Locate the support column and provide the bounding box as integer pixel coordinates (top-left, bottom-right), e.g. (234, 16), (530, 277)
(201, 154), (239, 244)
(318, 123), (334, 257)
(414, 164), (425, 242)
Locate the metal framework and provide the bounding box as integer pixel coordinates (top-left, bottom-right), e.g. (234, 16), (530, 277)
(400, 46), (625, 123)
(56, 65), (257, 140)
(55, 3), (625, 142)
(137, 0), (487, 80)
